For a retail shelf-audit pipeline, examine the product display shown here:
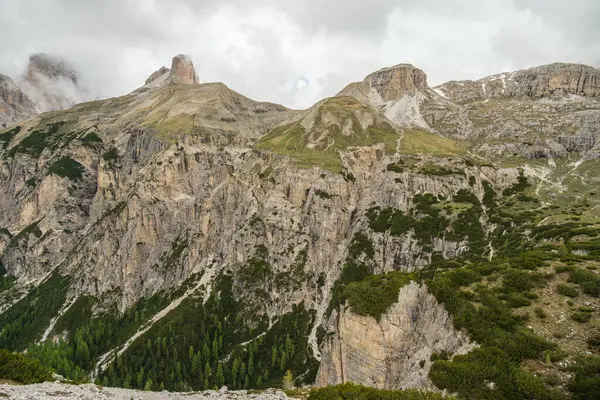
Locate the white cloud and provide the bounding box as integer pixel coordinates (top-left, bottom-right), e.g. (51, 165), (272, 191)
(0, 0), (598, 109)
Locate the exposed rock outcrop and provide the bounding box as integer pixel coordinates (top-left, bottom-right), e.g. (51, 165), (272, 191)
(436, 63), (600, 103)
(170, 54), (199, 84)
(145, 66), (170, 85)
(0, 383), (292, 399)
(0, 74), (36, 127)
(316, 282), (474, 390)
(338, 64), (443, 129)
(3, 58), (599, 394)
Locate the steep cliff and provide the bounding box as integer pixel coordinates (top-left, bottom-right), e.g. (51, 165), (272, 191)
(1, 58), (599, 398)
(316, 282), (473, 390)
(435, 63), (600, 102)
(0, 74), (36, 128)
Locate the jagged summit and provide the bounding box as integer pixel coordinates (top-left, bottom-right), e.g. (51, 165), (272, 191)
(171, 54), (199, 84)
(25, 53), (78, 84)
(143, 54), (199, 88)
(363, 63), (429, 100)
(339, 64), (429, 102)
(338, 63), (435, 128)
(145, 66), (169, 85)
(19, 52), (90, 113)
(435, 62), (600, 103)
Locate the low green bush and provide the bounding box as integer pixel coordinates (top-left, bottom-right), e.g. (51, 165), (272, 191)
(429, 347), (564, 400)
(557, 284), (579, 298)
(569, 357), (600, 400)
(386, 162), (404, 173)
(342, 272), (417, 321)
(571, 312), (592, 323)
(569, 268), (600, 297)
(308, 382), (451, 400)
(102, 147), (119, 163)
(534, 307), (548, 319)
(0, 348), (53, 383)
(47, 157), (85, 181)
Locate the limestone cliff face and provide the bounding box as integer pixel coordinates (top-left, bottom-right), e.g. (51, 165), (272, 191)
(316, 282), (473, 390)
(0, 74), (36, 127)
(338, 64), (440, 129)
(2, 58), (592, 391)
(170, 54), (199, 84)
(360, 64), (428, 101)
(145, 66), (170, 85)
(435, 63), (600, 103)
(422, 64), (600, 160)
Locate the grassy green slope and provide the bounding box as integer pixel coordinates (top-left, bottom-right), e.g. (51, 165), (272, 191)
(256, 96), (399, 171)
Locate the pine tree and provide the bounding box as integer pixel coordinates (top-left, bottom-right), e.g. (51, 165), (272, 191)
(136, 366), (145, 388)
(279, 351), (287, 371)
(144, 378), (154, 391)
(191, 353), (199, 377)
(231, 357), (240, 389)
(216, 363), (225, 388)
(271, 345), (278, 367)
(248, 347), (254, 377)
(282, 370), (293, 390)
(204, 361), (212, 382)
(202, 342), (211, 362)
(211, 337), (219, 360)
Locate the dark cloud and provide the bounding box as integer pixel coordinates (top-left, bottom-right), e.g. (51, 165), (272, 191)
(0, 0), (598, 109)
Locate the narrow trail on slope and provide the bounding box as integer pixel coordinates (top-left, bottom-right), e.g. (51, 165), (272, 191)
(0, 269), (56, 314)
(220, 318), (277, 364)
(40, 296), (78, 342)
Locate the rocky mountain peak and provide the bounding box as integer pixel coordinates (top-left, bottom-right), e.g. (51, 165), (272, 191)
(25, 53), (78, 84)
(364, 63), (429, 101)
(516, 63), (600, 97)
(145, 66), (170, 85)
(19, 53), (90, 113)
(337, 63), (432, 129)
(170, 54), (199, 84)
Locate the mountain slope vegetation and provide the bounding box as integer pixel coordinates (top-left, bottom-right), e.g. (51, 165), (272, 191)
(0, 59), (599, 399)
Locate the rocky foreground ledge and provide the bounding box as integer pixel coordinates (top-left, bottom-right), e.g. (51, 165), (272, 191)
(0, 383), (293, 400)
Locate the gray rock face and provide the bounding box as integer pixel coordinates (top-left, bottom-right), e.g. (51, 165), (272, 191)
(361, 64), (429, 101)
(170, 54), (199, 84)
(0, 383), (291, 400)
(436, 63), (600, 103)
(0, 74), (36, 127)
(19, 53), (91, 113)
(420, 64), (600, 160)
(3, 58), (594, 393)
(145, 66), (170, 85)
(316, 282), (474, 390)
(338, 64), (438, 128)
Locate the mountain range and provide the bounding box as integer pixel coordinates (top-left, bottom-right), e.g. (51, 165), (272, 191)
(0, 53), (599, 399)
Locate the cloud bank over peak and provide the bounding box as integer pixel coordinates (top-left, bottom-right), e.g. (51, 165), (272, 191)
(0, 0), (598, 109)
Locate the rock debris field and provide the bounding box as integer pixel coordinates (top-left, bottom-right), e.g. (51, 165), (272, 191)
(0, 383), (292, 400)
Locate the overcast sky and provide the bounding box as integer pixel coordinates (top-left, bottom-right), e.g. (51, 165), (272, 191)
(1, 0), (599, 109)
